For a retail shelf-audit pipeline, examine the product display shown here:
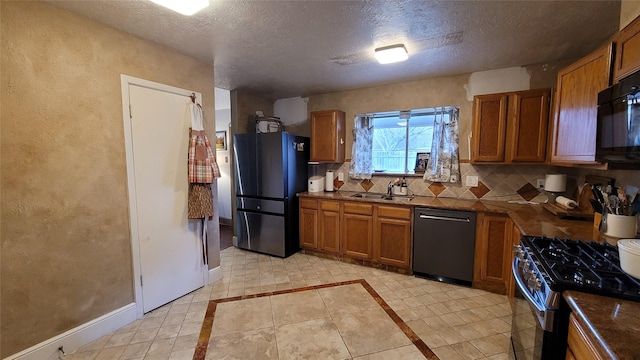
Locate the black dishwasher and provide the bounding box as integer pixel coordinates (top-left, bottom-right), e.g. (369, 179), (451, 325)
(413, 208), (476, 286)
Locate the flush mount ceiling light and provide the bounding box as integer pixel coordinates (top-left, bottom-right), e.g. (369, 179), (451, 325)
(374, 44), (408, 64)
(149, 0), (209, 16)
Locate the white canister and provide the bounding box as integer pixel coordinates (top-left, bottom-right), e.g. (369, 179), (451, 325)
(325, 171), (334, 191)
(604, 214), (638, 238)
(308, 176), (324, 192)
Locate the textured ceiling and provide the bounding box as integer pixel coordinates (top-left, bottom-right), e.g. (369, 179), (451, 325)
(48, 0), (621, 101)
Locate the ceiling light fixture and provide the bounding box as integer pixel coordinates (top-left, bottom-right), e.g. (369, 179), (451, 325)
(374, 44), (408, 64)
(149, 0), (209, 16)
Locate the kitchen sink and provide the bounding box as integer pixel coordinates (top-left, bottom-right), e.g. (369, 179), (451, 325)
(351, 193), (412, 202)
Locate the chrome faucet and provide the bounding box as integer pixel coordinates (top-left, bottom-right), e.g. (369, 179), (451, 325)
(387, 181), (394, 198)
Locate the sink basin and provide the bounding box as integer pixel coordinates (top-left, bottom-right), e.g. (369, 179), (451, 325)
(351, 193), (412, 202)
(351, 193), (387, 199)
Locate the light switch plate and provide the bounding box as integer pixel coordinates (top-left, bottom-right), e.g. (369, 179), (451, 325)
(337, 172), (344, 181)
(466, 175), (479, 187)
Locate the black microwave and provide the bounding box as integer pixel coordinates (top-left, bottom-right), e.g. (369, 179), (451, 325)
(596, 69), (640, 167)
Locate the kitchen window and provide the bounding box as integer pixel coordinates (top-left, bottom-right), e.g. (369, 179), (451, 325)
(371, 108), (442, 174)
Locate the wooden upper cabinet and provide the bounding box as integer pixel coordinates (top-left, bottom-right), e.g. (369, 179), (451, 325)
(549, 43), (613, 165)
(471, 89), (550, 164)
(614, 15), (640, 83)
(507, 89), (550, 163)
(310, 110), (346, 163)
(472, 93), (508, 162)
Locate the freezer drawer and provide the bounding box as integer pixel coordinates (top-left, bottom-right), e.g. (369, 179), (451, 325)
(236, 197), (285, 215)
(236, 210), (286, 257)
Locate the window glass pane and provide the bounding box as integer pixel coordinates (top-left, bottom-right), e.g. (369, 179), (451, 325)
(372, 116), (406, 173)
(368, 107), (455, 174)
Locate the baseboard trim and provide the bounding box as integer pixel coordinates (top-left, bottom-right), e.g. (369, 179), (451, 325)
(3, 303), (137, 360)
(208, 266), (223, 285)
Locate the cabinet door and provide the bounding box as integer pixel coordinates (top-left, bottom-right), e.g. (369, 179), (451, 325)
(374, 217), (411, 268)
(471, 93), (509, 162)
(508, 226), (523, 304)
(550, 43), (613, 164)
(318, 201), (340, 254)
(473, 213), (512, 294)
(310, 110), (346, 162)
(341, 203), (373, 260)
(299, 199), (318, 250)
(613, 15), (640, 82)
(507, 89), (550, 163)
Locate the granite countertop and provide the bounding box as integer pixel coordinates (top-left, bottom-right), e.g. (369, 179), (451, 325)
(564, 291), (640, 359)
(298, 191), (613, 244)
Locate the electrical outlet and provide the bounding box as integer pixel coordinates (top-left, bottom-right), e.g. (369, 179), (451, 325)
(537, 179), (546, 189)
(337, 172), (344, 181)
(466, 175), (479, 187)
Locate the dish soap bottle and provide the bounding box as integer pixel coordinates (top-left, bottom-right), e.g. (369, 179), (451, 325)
(400, 177), (408, 195)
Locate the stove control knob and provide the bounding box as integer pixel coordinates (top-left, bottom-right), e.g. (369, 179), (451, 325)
(528, 277), (542, 291)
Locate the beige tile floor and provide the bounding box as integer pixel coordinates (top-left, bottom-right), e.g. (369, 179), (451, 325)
(68, 246), (513, 360)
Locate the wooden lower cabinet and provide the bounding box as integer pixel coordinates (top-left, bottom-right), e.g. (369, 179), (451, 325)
(373, 205), (412, 268)
(507, 225), (523, 303)
(341, 202), (374, 260)
(566, 313), (606, 360)
(473, 212), (513, 294)
(318, 200), (340, 254)
(299, 198), (318, 250)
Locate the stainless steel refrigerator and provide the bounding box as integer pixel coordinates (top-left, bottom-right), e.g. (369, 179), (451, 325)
(233, 132), (309, 257)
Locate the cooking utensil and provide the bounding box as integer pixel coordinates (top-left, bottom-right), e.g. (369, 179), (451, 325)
(589, 199), (603, 213)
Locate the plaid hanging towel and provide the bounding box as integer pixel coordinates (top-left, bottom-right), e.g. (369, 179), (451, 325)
(188, 130), (221, 183)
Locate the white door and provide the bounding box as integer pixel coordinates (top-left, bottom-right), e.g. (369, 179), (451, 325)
(127, 83), (205, 313)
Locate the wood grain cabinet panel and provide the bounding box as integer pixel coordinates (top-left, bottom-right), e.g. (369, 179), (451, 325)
(472, 94), (508, 162)
(373, 205), (412, 268)
(566, 313), (606, 360)
(299, 199), (318, 250)
(310, 110), (346, 163)
(507, 89), (550, 163)
(550, 43), (613, 165)
(318, 201), (340, 254)
(614, 15), (640, 83)
(471, 89), (550, 164)
(341, 202), (373, 260)
(473, 213), (513, 294)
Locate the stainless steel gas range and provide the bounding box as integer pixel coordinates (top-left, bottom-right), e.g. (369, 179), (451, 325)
(510, 235), (640, 360)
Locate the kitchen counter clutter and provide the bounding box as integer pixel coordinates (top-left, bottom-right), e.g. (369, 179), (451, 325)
(564, 291), (640, 359)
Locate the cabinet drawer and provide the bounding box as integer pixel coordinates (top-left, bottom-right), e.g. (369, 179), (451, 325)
(377, 205), (411, 220)
(300, 198), (318, 209)
(320, 200), (340, 212)
(343, 202), (373, 215)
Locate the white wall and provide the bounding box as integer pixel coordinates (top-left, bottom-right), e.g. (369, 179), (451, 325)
(621, 0), (640, 29)
(215, 88), (232, 221)
(464, 66), (531, 101)
(274, 96), (309, 125)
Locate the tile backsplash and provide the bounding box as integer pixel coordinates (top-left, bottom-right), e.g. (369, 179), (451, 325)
(322, 162), (640, 204)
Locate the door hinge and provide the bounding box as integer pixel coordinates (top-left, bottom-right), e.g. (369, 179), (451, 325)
(129, 104), (132, 118)
(140, 275), (143, 287)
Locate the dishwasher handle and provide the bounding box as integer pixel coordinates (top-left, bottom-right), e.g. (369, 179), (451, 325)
(418, 214), (471, 223)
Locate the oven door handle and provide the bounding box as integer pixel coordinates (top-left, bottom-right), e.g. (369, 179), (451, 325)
(512, 259), (553, 331)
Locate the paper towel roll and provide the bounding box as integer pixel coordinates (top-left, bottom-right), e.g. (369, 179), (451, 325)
(555, 196), (577, 209)
(325, 171), (334, 191)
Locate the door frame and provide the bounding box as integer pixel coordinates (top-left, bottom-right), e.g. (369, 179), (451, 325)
(120, 74), (207, 318)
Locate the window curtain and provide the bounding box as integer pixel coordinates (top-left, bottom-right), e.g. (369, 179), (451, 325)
(423, 107), (460, 183)
(349, 115), (373, 180)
